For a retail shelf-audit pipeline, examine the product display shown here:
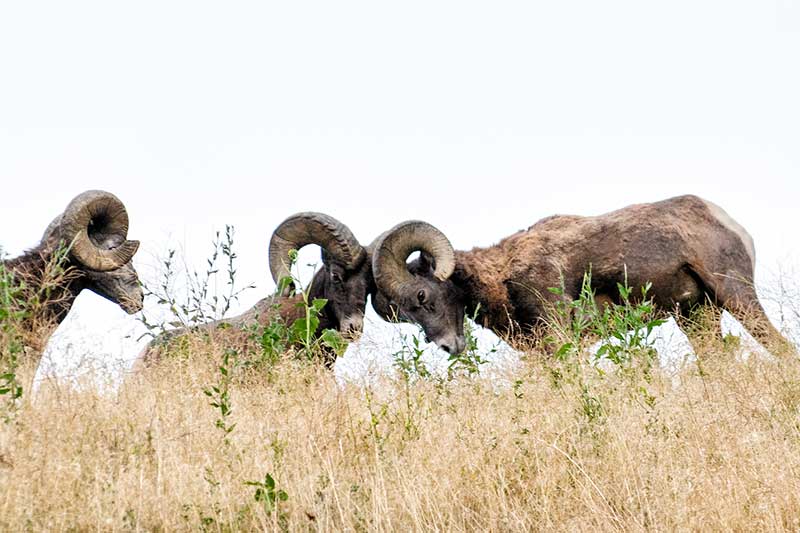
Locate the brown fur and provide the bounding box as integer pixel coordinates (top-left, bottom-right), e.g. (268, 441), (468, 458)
(2, 241), (93, 371)
(4, 241), (78, 325)
(3, 229), (143, 376)
(137, 292), (309, 365)
(138, 248), (377, 369)
(417, 195), (789, 352)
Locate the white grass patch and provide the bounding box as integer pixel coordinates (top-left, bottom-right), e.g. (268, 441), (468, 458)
(588, 311), (783, 384)
(335, 307), (521, 387)
(719, 310), (776, 363)
(588, 316), (696, 379)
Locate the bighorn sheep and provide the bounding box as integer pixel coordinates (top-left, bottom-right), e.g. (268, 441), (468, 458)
(139, 212), (374, 366)
(1, 190), (142, 371)
(372, 195), (790, 354)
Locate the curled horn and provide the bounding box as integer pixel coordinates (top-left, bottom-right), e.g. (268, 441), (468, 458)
(372, 220), (455, 303)
(269, 212), (365, 295)
(59, 190), (140, 271)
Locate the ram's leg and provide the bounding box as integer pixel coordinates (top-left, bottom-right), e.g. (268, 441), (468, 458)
(692, 266), (795, 355)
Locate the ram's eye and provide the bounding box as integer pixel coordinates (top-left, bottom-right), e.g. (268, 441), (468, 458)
(417, 289), (427, 305)
(331, 272), (343, 283)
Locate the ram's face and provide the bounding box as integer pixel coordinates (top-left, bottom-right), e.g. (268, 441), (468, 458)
(44, 190), (143, 315)
(269, 212), (369, 344)
(371, 251), (467, 355)
(82, 259), (144, 314)
(393, 255), (466, 354)
(318, 257), (372, 340)
(371, 220), (466, 353)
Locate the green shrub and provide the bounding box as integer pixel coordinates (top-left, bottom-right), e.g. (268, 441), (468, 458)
(0, 250), (25, 418)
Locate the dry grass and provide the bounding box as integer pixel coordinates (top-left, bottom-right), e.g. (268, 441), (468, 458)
(1, 327), (799, 532)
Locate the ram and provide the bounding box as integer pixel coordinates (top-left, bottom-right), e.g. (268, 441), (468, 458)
(1, 190), (142, 372)
(371, 195), (791, 355)
(139, 212), (373, 366)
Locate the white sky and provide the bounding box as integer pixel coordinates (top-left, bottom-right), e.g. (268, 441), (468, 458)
(1, 1), (798, 375)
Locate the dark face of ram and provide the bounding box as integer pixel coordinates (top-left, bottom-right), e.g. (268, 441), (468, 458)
(373, 253), (467, 355)
(269, 212), (371, 343)
(311, 253), (373, 340)
(372, 220), (469, 355)
(80, 263), (144, 314)
(43, 191), (144, 316)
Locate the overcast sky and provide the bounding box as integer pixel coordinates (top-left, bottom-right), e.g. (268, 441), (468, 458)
(1, 1), (798, 373)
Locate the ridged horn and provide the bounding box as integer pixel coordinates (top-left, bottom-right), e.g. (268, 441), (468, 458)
(372, 220), (455, 303)
(59, 190), (140, 271)
(269, 212), (365, 294)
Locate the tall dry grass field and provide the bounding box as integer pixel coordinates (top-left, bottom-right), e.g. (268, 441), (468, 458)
(2, 326), (800, 532)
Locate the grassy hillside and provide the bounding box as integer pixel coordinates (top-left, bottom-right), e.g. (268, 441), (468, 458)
(3, 240), (799, 531)
(2, 320), (800, 531)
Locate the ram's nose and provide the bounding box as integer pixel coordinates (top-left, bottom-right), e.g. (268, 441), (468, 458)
(340, 314), (364, 341)
(121, 291), (144, 314)
(454, 336), (466, 354)
(437, 335), (467, 355)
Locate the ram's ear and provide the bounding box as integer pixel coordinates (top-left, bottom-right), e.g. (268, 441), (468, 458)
(418, 251), (437, 276)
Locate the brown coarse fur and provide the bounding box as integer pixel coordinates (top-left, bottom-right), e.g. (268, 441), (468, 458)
(3, 191), (144, 377)
(4, 242), (77, 321)
(3, 238), (143, 377)
(450, 195), (787, 350)
(140, 235), (380, 369)
(138, 292), (311, 365)
(2, 241), (83, 371)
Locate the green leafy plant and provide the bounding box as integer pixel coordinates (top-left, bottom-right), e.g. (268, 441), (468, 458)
(448, 304), (491, 377)
(250, 312), (290, 367)
(138, 225), (255, 338)
(393, 331), (431, 381)
(244, 473), (288, 515)
(289, 296), (328, 352)
(592, 275), (666, 368)
(390, 331), (430, 441)
(547, 266), (665, 369)
(271, 249), (346, 361)
(0, 253), (25, 418)
(544, 266), (667, 423)
(203, 348), (238, 444)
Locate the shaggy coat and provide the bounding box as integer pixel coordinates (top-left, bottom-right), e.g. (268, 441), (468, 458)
(138, 249), (375, 367)
(388, 195), (787, 353)
(2, 238), (143, 370)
